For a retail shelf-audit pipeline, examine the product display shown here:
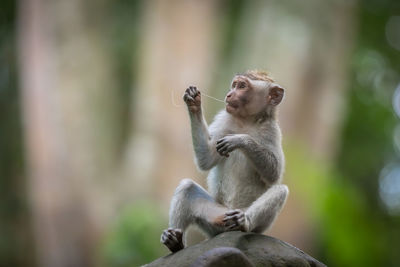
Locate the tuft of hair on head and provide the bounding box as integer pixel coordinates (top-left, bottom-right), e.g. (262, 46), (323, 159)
(238, 70), (275, 83)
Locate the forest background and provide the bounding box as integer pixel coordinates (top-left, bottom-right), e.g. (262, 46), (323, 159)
(1, 0), (400, 266)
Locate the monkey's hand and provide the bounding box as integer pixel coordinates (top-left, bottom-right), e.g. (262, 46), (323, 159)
(223, 209), (249, 232)
(216, 134), (245, 157)
(183, 86), (201, 114)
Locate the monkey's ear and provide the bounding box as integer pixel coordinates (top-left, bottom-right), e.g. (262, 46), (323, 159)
(268, 84), (285, 106)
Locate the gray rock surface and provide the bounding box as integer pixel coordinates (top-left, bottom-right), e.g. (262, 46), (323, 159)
(144, 231), (326, 267)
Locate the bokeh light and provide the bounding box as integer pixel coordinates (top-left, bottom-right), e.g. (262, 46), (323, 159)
(380, 163), (400, 214)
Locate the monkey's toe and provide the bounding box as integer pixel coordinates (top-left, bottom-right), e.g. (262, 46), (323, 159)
(161, 228), (184, 253)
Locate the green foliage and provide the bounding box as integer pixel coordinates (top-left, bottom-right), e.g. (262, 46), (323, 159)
(285, 143), (387, 267)
(0, 1), (34, 266)
(320, 180), (386, 267)
(100, 203), (168, 267)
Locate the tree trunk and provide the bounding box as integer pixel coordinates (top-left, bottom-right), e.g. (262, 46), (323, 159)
(18, 0), (119, 266)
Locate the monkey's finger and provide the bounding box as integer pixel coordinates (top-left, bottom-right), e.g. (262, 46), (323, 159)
(189, 86), (198, 97)
(216, 141), (229, 150)
(161, 233), (168, 243)
(222, 216), (234, 222)
(217, 150), (228, 157)
(185, 88), (192, 95)
(225, 210), (241, 216)
(223, 145), (234, 154)
(216, 138), (225, 144)
(189, 85), (198, 93)
(168, 229), (182, 239)
(163, 238), (174, 247)
(216, 146), (230, 157)
(183, 92), (193, 100)
(216, 145), (224, 153)
(188, 87), (195, 96)
(167, 229), (177, 237)
(216, 139), (227, 146)
(217, 144), (232, 154)
(166, 232), (179, 244)
(168, 234), (179, 243)
(184, 95), (195, 103)
(234, 214), (245, 221)
(216, 144), (225, 152)
(167, 228), (176, 234)
(223, 215), (240, 222)
(223, 214), (239, 222)
(183, 93), (190, 101)
(223, 220), (236, 227)
(161, 235), (173, 245)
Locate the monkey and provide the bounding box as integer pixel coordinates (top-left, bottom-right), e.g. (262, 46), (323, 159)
(161, 70), (289, 253)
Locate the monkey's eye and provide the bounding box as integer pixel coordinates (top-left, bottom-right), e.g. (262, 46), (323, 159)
(232, 82), (237, 88)
(239, 82), (246, 89)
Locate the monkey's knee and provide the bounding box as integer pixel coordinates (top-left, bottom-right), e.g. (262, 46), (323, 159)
(169, 179), (202, 229)
(277, 184), (289, 199)
(173, 178), (198, 200)
(170, 179), (196, 209)
(174, 178), (214, 201)
(176, 178), (196, 193)
(273, 184), (289, 209)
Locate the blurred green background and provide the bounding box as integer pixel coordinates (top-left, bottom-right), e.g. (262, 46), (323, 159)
(1, 0), (400, 266)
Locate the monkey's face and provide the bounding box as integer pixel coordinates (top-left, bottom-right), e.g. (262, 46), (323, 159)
(225, 76), (269, 118)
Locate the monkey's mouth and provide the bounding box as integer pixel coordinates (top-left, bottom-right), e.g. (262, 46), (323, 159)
(226, 101), (239, 109)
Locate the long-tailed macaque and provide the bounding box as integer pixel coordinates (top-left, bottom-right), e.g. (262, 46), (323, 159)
(161, 70), (288, 253)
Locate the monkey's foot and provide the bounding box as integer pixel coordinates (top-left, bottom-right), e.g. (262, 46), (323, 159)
(223, 209), (248, 231)
(161, 228), (184, 253)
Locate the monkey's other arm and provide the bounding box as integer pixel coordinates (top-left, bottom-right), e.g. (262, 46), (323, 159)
(183, 86), (221, 170)
(216, 134), (281, 184)
(217, 133), (287, 233)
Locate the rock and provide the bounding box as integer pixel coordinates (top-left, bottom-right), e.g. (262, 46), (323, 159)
(191, 247), (254, 267)
(144, 231), (326, 267)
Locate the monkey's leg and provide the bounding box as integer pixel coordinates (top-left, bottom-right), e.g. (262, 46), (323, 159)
(161, 178), (228, 252)
(245, 184), (289, 233)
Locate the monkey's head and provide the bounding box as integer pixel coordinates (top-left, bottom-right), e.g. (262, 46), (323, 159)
(225, 70), (284, 119)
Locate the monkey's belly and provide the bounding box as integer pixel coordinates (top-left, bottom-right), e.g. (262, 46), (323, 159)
(222, 177), (267, 208)
(207, 153), (267, 209)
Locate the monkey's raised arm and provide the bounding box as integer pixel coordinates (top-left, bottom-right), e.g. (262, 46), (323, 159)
(184, 86), (221, 171)
(190, 112), (221, 170)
